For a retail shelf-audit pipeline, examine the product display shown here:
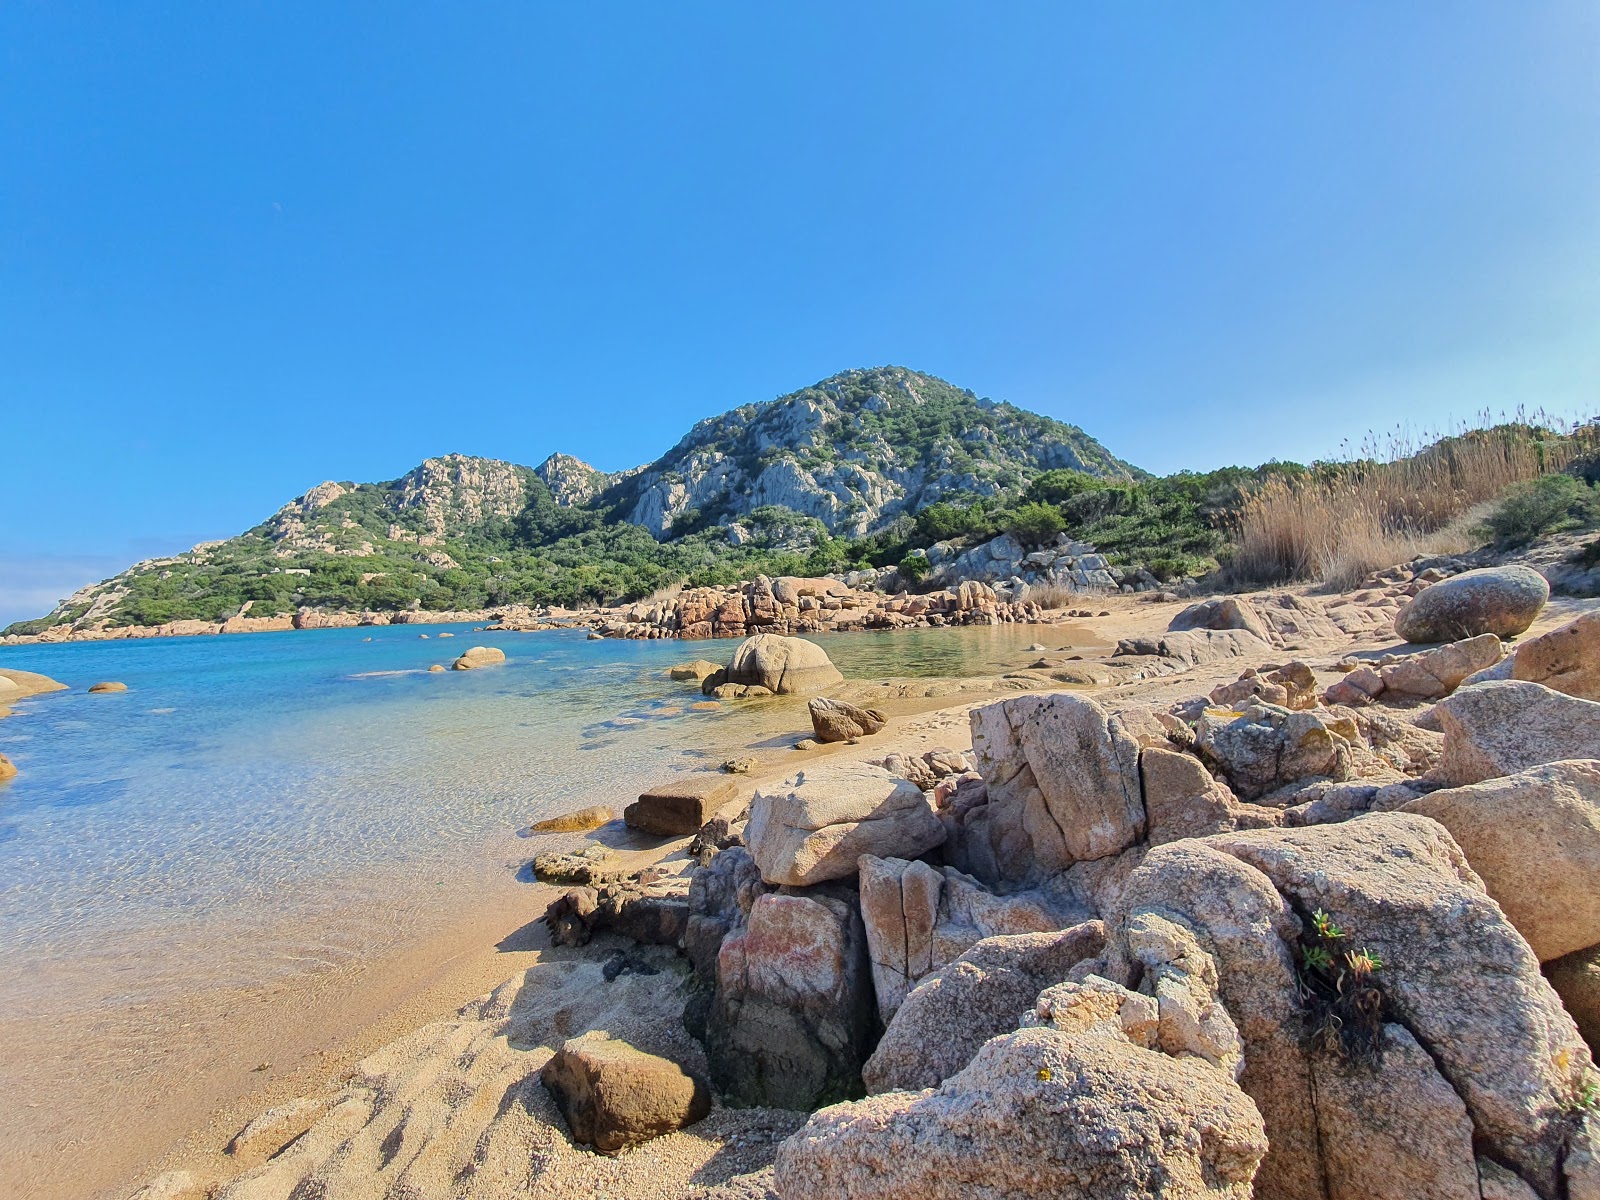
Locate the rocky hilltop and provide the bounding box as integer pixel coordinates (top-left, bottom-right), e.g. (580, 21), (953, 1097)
(7, 367), (1140, 636)
(601, 366), (1138, 538)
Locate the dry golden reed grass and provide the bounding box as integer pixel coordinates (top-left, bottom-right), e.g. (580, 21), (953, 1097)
(1021, 580), (1082, 609)
(1230, 412), (1597, 589)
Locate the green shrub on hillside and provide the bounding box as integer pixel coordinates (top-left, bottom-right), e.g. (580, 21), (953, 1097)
(1477, 474), (1600, 545)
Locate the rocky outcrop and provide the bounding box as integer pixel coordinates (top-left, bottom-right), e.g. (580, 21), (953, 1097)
(862, 923), (1106, 1094)
(702, 891), (875, 1110)
(745, 764), (944, 887)
(1141, 746), (1280, 844)
(963, 692), (1145, 884)
(539, 1031), (711, 1154)
(776, 1024), (1267, 1200)
(1309, 1023), (1482, 1200)
(452, 645), (506, 670)
(1509, 610), (1600, 700)
(1326, 634), (1505, 704)
(1170, 595), (1273, 643)
(1431, 680), (1600, 785)
(1194, 703), (1359, 801)
(808, 698), (887, 743)
(1211, 815), (1592, 1195)
(1394, 565), (1549, 643)
(625, 776), (739, 837)
(856, 855), (944, 1023)
(1403, 760), (1600, 961)
(725, 634), (843, 695)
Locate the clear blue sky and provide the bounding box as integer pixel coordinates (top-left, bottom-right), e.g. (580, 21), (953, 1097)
(3, 3), (1598, 625)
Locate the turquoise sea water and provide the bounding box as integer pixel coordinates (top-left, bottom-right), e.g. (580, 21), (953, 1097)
(0, 622), (1050, 1011)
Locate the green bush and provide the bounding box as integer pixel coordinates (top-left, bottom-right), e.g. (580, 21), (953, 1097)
(897, 553), (930, 583)
(1478, 474), (1600, 545)
(1004, 502), (1066, 546)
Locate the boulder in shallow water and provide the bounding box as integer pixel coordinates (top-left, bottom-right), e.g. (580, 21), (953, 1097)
(540, 1030), (710, 1154)
(0, 753), (15, 781)
(452, 645), (506, 670)
(725, 633), (843, 696)
(1393, 565), (1548, 643)
(669, 659), (723, 682)
(808, 697), (887, 743)
(625, 776), (738, 837)
(88, 680), (128, 693)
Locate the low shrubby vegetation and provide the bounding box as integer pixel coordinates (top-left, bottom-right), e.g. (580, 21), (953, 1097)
(10, 396), (1600, 635)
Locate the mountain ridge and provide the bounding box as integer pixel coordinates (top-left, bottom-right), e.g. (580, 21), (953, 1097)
(7, 367), (1142, 632)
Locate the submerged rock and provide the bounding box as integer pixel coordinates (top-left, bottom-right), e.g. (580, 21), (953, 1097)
(88, 680), (128, 693)
(725, 634), (843, 696)
(530, 804), (617, 833)
(1393, 565), (1548, 643)
(0, 753), (15, 781)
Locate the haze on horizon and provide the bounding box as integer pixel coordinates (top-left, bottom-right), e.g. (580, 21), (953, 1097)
(3, 3), (1598, 627)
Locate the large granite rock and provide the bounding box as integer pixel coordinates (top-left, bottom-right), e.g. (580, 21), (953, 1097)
(1431, 680), (1600, 785)
(862, 923), (1105, 1094)
(1169, 595), (1273, 643)
(1403, 760), (1600, 961)
(808, 698), (887, 744)
(451, 644), (506, 670)
(856, 854), (943, 1023)
(776, 1026), (1267, 1200)
(1310, 1023), (1482, 1200)
(1194, 703), (1358, 801)
(704, 891), (874, 1110)
(625, 775), (739, 836)
(964, 692), (1145, 885)
(1394, 565), (1549, 643)
(1212, 815), (1592, 1195)
(745, 764), (944, 887)
(1107, 841), (1322, 1200)
(1511, 610), (1600, 700)
(540, 1031), (710, 1154)
(1140, 746), (1276, 845)
(1376, 633), (1505, 700)
(726, 634), (843, 696)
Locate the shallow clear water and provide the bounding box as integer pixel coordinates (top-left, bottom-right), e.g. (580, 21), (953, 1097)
(0, 622), (1057, 1010)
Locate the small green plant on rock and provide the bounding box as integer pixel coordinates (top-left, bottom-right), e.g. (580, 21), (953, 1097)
(1296, 908), (1388, 1062)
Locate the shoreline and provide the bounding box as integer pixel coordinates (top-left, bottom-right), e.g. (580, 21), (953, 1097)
(28, 576), (1571, 1200)
(1, 620), (1121, 1200)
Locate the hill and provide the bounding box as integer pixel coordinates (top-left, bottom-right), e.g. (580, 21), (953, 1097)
(7, 367), (1145, 633)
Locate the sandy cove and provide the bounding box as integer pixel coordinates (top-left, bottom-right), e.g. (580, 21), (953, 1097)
(44, 571), (1600, 1200)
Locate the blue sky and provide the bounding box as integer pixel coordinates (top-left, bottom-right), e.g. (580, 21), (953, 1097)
(3, 3), (1598, 625)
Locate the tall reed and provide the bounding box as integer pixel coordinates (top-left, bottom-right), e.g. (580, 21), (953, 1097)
(1229, 412), (1596, 588)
